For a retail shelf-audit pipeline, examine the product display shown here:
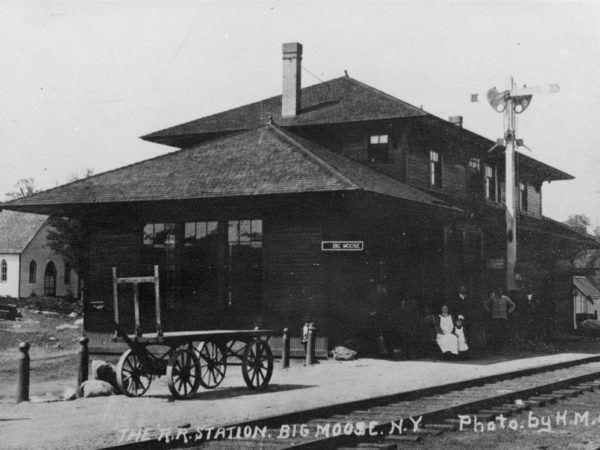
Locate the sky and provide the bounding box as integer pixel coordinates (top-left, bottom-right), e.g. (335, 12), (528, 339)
(1, 0), (599, 229)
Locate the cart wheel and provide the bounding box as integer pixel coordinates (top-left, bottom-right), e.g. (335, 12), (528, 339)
(167, 348), (201, 399)
(116, 349), (153, 397)
(195, 341), (227, 389)
(242, 339), (273, 390)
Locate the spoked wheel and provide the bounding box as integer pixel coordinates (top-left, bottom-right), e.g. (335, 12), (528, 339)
(167, 347), (201, 399)
(116, 349), (153, 397)
(194, 341), (227, 389)
(242, 339), (273, 390)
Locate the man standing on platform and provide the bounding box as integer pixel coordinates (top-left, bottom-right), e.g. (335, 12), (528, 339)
(450, 286), (470, 320)
(485, 288), (516, 354)
(519, 285), (541, 344)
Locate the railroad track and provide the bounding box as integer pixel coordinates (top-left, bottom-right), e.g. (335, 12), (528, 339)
(107, 356), (600, 450)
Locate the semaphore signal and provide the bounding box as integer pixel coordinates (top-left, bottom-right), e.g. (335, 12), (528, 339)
(473, 78), (560, 290)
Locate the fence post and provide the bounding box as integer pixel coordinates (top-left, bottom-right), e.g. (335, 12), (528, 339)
(281, 328), (290, 369)
(306, 326), (316, 366)
(77, 337), (89, 398)
(16, 342), (30, 403)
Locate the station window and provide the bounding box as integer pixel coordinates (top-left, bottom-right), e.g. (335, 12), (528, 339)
(29, 260), (37, 283)
(519, 181), (528, 211)
(227, 220), (263, 311)
(183, 221), (219, 304)
(143, 223), (175, 247)
(64, 262), (71, 285)
(429, 150), (442, 189)
(485, 165), (496, 201)
(184, 221), (218, 246)
(368, 134), (389, 162)
(1, 259), (6, 282)
(467, 157), (482, 197)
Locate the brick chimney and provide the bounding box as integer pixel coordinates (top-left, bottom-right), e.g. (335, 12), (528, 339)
(282, 42), (302, 117)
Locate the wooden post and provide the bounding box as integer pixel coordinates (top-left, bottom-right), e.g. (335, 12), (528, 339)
(306, 326), (315, 365)
(112, 267), (119, 340)
(133, 283), (141, 337)
(77, 337), (89, 398)
(154, 265), (162, 337)
(281, 328), (290, 369)
(16, 342), (30, 403)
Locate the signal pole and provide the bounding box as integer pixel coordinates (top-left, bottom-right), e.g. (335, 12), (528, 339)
(505, 77), (517, 291)
(484, 79), (559, 291)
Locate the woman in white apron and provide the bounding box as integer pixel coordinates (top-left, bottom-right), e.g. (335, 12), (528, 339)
(436, 305), (459, 356)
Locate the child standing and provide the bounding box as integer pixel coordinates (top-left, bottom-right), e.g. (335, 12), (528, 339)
(454, 315), (470, 359)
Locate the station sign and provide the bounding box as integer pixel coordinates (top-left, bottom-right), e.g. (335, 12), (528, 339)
(321, 241), (364, 251)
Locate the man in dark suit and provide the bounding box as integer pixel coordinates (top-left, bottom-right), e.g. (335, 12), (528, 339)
(450, 286), (470, 320)
(519, 285), (541, 343)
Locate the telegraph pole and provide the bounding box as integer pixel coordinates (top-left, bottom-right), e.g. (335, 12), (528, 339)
(484, 79), (559, 291)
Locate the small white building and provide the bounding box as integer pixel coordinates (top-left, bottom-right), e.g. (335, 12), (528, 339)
(0, 210), (77, 298)
(572, 275), (600, 329)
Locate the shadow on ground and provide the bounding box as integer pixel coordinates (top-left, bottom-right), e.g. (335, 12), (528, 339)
(142, 383), (316, 401)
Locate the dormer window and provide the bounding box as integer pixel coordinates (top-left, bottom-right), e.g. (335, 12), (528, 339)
(467, 157), (482, 197)
(485, 165), (496, 201)
(368, 134), (389, 162)
(429, 150), (442, 189)
(519, 181), (528, 211)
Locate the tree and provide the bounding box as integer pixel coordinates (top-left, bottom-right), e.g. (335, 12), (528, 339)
(563, 214), (591, 235)
(5, 178), (40, 200)
(45, 169), (94, 301)
(593, 226), (600, 242)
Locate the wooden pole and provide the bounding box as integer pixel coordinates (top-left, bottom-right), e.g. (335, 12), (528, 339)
(305, 326), (315, 365)
(505, 77), (517, 291)
(76, 337), (89, 398)
(112, 267), (119, 340)
(281, 328), (290, 369)
(16, 342), (30, 403)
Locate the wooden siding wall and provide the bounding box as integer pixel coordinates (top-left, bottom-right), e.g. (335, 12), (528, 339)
(263, 218), (326, 333)
(87, 231), (141, 306)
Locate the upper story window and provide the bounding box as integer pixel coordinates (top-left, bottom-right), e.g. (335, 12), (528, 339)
(1, 259), (6, 282)
(368, 134), (389, 163)
(429, 150), (442, 189)
(519, 181), (528, 211)
(143, 223), (176, 247)
(64, 262), (71, 285)
(29, 260), (37, 283)
(467, 157), (482, 197)
(485, 165), (497, 201)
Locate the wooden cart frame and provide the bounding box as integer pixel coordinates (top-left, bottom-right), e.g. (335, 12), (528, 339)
(111, 266), (274, 399)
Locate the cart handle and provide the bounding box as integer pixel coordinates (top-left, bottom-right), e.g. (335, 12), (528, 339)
(112, 265), (162, 338)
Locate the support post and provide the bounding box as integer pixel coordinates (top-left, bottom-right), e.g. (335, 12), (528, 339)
(154, 265), (162, 337)
(305, 326), (316, 365)
(281, 328), (290, 369)
(133, 283), (141, 338)
(505, 77), (517, 291)
(16, 342), (30, 403)
(77, 337), (89, 398)
(112, 267), (119, 340)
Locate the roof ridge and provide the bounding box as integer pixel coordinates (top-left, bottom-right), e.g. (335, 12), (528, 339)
(141, 77), (348, 141)
(345, 77), (426, 116)
(268, 125), (359, 190)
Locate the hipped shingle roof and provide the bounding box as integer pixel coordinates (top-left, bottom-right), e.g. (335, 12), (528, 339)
(5, 125), (455, 211)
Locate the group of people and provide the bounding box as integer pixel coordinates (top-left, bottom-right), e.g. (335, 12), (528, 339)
(431, 285), (539, 358)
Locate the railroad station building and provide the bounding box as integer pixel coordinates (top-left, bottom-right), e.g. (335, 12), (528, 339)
(6, 43), (598, 354)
